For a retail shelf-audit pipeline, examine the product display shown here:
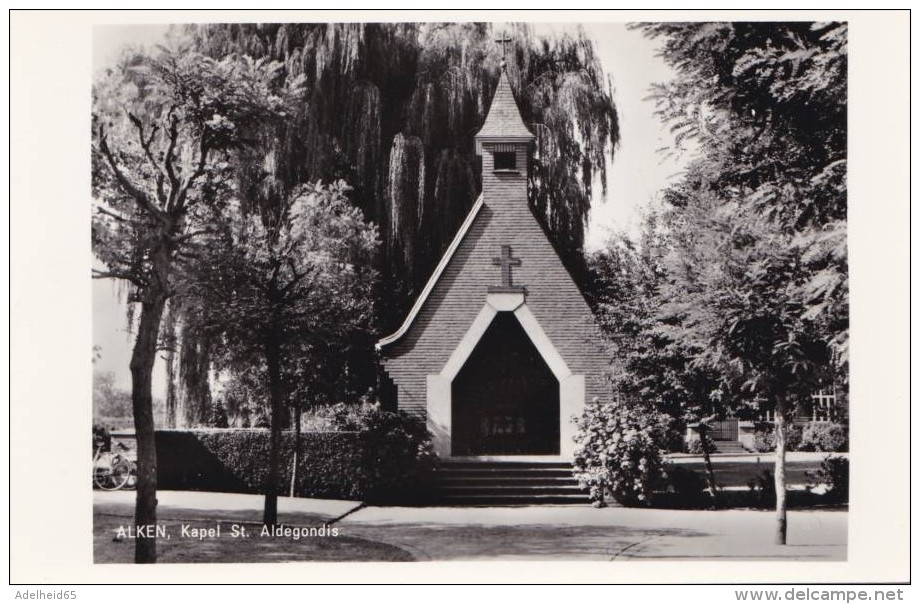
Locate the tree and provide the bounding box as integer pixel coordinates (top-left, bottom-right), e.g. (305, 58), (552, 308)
(587, 222), (729, 504)
(185, 180), (378, 526)
(186, 22), (620, 327)
(149, 23), (619, 456)
(93, 370), (132, 419)
(91, 46), (301, 562)
(634, 22), (848, 543)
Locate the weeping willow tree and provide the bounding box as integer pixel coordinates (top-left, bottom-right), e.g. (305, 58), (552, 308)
(186, 22), (619, 317)
(165, 22), (619, 415)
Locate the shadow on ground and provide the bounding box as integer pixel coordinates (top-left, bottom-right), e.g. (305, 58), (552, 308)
(93, 495), (847, 563)
(333, 522), (705, 560)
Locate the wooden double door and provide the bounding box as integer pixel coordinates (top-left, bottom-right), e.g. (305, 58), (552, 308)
(451, 312), (559, 456)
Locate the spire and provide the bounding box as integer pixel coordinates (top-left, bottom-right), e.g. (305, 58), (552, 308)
(475, 70), (534, 153)
(494, 30), (512, 70)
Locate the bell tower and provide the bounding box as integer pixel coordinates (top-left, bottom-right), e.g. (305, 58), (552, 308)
(377, 29), (611, 467)
(474, 47), (534, 210)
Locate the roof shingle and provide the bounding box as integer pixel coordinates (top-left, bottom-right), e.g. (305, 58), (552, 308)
(475, 70), (534, 141)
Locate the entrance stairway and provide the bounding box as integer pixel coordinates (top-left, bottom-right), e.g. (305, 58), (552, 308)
(431, 461), (591, 505)
(711, 440), (749, 455)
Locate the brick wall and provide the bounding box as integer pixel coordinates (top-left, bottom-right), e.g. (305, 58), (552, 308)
(381, 142), (612, 416)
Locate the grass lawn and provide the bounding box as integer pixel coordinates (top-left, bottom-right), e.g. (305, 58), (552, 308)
(94, 511), (414, 563)
(672, 459), (826, 488)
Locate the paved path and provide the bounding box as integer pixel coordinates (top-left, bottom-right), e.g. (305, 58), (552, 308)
(666, 451), (848, 464)
(339, 505), (846, 561)
(95, 490), (846, 562)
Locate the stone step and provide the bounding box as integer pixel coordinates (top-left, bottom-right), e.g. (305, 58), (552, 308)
(430, 461), (590, 506)
(439, 460), (572, 470)
(435, 493), (592, 505)
(435, 468), (572, 480)
(436, 484), (582, 496)
(712, 441), (750, 454)
(437, 475), (580, 487)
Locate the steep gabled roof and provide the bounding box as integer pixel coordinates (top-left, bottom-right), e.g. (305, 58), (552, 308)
(474, 70), (534, 143)
(376, 194), (484, 350)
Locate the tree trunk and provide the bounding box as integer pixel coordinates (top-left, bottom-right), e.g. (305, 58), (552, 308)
(290, 403), (301, 498)
(774, 395), (788, 545)
(699, 428), (719, 508)
(129, 282), (169, 564)
(263, 331), (283, 527)
(162, 302), (179, 429)
(164, 354), (177, 429)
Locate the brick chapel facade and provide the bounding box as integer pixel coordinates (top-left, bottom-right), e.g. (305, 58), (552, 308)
(377, 68), (611, 461)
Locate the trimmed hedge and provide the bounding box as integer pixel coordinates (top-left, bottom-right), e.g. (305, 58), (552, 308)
(156, 428), (432, 504)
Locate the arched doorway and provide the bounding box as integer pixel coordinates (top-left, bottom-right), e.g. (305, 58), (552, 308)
(451, 312), (560, 455)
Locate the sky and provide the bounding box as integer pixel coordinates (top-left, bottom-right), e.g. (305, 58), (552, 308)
(92, 22), (692, 392)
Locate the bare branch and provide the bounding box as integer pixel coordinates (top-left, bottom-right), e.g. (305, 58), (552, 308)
(94, 205), (134, 223)
(174, 229), (212, 244)
(127, 112), (167, 185)
(127, 111), (171, 204)
(280, 261), (318, 296)
(163, 111), (181, 191)
(174, 136), (211, 213)
(173, 250), (204, 265)
(93, 268), (146, 287)
(97, 124), (165, 222)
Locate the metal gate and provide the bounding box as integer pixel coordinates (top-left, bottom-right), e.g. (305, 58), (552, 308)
(709, 419), (739, 441)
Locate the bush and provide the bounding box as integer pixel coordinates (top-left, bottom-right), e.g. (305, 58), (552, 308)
(573, 400), (668, 507)
(746, 469), (776, 508)
(661, 464), (707, 506)
(293, 402), (389, 432)
(156, 408), (434, 504)
(800, 422), (848, 452)
(662, 417), (687, 453)
(807, 455), (849, 503)
(334, 404), (436, 502)
(207, 401), (230, 428)
(684, 437), (716, 456)
(753, 423), (802, 453)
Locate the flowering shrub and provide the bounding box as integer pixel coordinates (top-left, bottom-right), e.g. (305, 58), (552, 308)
(294, 401), (378, 432)
(684, 437), (716, 456)
(799, 421), (848, 452)
(573, 400), (668, 507)
(753, 423), (802, 452)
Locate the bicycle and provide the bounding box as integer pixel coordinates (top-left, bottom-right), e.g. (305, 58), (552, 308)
(93, 441), (133, 491)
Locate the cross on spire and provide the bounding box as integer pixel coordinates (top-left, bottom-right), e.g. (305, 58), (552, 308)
(495, 30), (512, 68)
(491, 244), (523, 290)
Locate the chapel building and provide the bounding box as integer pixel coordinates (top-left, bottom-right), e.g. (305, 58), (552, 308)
(377, 67), (611, 463)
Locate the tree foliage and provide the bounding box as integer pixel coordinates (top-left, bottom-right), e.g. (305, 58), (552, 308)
(638, 21), (848, 395)
(189, 179), (378, 400)
(92, 49), (302, 294)
(185, 22), (620, 323)
(91, 44), (302, 562)
(184, 180), (378, 524)
(93, 370), (133, 419)
(590, 21), (849, 543)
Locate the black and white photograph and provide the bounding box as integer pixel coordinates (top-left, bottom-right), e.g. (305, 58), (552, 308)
(9, 9), (910, 588)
